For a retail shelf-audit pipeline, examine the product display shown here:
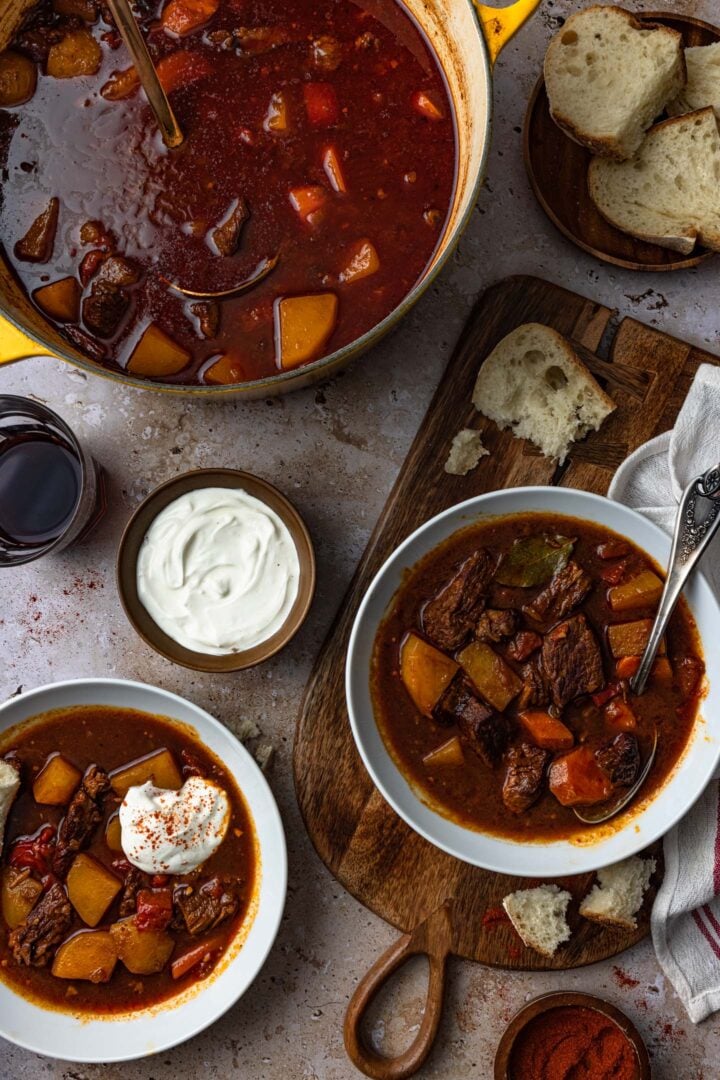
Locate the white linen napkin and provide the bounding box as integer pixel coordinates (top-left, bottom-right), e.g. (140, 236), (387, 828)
(608, 362), (720, 1023)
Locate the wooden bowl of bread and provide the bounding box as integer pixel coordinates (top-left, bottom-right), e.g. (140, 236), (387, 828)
(525, 5), (720, 271)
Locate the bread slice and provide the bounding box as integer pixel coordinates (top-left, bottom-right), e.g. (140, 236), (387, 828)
(580, 855), (656, 930)
(588, 107), (720, 254)
(0, 759), (20, 855)
(668, 43), (720, 120)
(544, 5), (685, 160)
(472, 323), (615, 463)
(503, 884), (572, 957)
(444, 429), (489, 476)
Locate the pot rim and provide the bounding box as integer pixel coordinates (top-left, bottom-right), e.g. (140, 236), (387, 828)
(0, 0), (493, 396)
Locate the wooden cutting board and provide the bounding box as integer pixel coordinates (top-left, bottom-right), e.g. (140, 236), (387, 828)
(294, 275), (719, 971)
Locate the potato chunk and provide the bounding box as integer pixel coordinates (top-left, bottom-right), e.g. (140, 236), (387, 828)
(204, 353), (245, 385)
(67, 853), (122, 927)
(400, 632), (458, 717)
(105, 812), (123, 852)
(127, 323), (191, 377)
(110, 747), (182, 796)
(32, 752), (82, 805)
(608, 570), (663, 612)
(0, 51), (37, 107)
(458, 641), (522, 711)
(52, 930), (117, 982)
(276, 293), (338, 369)
(47, 29), (102, 79)
(422, 736), (464, 768)
(608, 619), (666, 658)
(264, 90), (289, 133)
(33, 277), (81, 322)
(110, 916), (175, 974)
(1, 867), (42, 929)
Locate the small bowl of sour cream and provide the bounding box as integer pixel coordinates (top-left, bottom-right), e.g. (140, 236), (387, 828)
(117, 469), (315, 671)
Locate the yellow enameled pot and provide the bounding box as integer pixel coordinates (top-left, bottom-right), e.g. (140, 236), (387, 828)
(0, 0), (540, 397)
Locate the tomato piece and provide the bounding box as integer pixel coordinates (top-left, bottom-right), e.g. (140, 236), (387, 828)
(8, 825), (56, 878)
(591, 682), (622, 708)
(135, 888), (173, 931)
(411, 89), (444, 121)
(303, 82), (339, 126)
(156, 50), (212, 94)
(600, 560), (627, 585)
(288, 185), (327, 225)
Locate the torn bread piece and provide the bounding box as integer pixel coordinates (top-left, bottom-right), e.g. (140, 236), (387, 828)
(444, 429), (489, 476)
(544, 5), (685, 160)
(502, 884), (572, 957)
(472, 323), (615, 463)
(588, 108), (720, 255)
(668, 42), (720, 121)
(0, 759), (21, 855)
(580, 855), (656, 930)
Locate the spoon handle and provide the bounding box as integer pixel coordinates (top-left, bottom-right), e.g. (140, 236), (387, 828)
(104, 0), (184, 148)
(631, 465), (720, 696)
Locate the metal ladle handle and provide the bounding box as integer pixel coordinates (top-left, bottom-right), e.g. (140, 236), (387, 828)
(104, 0), (184, 148)
(631, 465), (720, 696)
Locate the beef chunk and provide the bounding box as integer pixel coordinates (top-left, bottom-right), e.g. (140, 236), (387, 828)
(82, 280), (129, 338)
(210, 197), (248, 256)
(95, 254), (139, 287)
(476, 608), (518, 644)
(118, 867), (147, 917)
(502, 743), (549, 813)
(506, 630), (542, 663)
(517, 657), (551, 710)
(675, 656), (705, 699)
(596, 733), (640, 788)
(233, 26), (290, 54)
(433, 674), (512, 765)
(174, 877), (239, 936)
(523, 561), (593, 624)
(53, 764), (110, 877)
(442, 676), (512, 765)
(422, 549), (495, 651)
(541, 614), (604, 709)
(8, 882), (71, 966)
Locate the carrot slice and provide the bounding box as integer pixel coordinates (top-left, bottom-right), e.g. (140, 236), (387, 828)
(411, 89), (444, 121)
(322, 144), (346, 192)
(518, 711), (574, 751)
(615, 655), (641, 680)
(171, 934), (225, 980)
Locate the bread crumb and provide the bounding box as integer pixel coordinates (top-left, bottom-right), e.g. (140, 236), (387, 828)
(444, 429), (489, 476)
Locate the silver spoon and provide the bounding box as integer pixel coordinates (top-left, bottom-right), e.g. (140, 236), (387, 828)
(104, 0), (184, 148)
(574, 464), (720, 825)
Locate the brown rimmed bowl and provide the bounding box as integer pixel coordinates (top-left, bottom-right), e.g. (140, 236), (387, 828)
(494, 991), (651, 1079)
(117, 468), (315, 671)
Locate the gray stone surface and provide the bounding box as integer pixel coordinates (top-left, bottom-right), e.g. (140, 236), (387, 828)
(0, 0), (718, 1075)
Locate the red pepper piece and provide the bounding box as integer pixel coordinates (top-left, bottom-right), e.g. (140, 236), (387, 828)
(9, 824), (56, 877)
(135, 888), (173, 931)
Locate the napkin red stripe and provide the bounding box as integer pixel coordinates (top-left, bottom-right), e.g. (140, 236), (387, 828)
(692, 909), (720, 961)
(714, 787), (720, 895)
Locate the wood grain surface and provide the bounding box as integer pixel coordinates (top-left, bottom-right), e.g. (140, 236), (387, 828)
(293, 274), (719, 971)
(524, 12), (720, 273)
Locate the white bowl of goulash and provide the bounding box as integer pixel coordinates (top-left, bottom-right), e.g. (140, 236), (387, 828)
(0, 678), (286, 1061)
(346, 486), (719, 878)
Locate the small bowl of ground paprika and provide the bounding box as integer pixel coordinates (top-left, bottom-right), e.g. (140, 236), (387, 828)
(494, 991), (651, 1080)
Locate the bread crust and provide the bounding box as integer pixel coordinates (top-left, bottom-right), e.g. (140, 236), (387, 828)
(544, 5), (686, 161)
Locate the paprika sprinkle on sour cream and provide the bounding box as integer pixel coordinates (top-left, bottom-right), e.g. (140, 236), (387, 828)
(508, 1006), (640, 1080)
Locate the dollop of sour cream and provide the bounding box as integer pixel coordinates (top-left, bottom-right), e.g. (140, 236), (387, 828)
(136, 486), (300, 655)
(119, 777), (230, 875)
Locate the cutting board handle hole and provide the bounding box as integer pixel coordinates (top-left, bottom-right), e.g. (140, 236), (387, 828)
(344, 901), (453, 1079)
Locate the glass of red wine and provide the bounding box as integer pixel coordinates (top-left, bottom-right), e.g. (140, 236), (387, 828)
(0, 396), (106, 566)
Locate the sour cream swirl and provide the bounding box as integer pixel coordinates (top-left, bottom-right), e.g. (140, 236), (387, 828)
(119, 777), (230, 875)
(136, 486), (300, 654)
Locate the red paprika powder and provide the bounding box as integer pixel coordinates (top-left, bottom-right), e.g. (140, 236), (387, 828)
(508, 1005), (640, 1080)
